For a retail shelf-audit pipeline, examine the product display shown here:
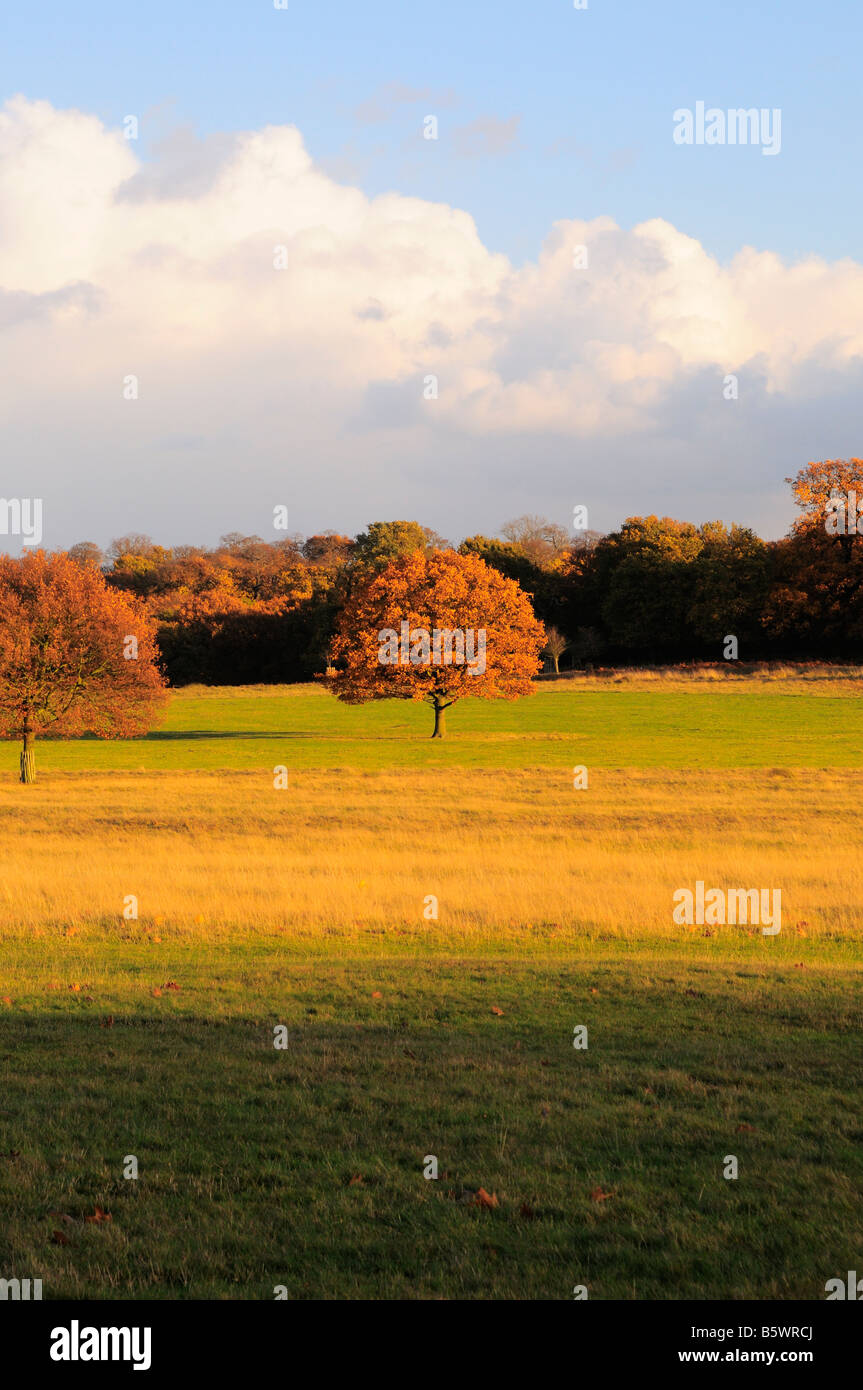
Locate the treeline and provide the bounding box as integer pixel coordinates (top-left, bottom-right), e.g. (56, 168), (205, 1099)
(66, 461), (863, 684)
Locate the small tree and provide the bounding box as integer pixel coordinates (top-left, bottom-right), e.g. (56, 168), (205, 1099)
(325, 549), (545, 737)
(542, 625), (569, 674)
(0, 551), (169, 783)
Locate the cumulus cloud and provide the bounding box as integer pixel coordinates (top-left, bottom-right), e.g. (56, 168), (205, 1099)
(1, 94), (862, 546)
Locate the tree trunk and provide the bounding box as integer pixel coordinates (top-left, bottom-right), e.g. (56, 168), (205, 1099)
(431, 701), (447, 739)
(20, 729), (35, 784)
(553, 654), (560, 674)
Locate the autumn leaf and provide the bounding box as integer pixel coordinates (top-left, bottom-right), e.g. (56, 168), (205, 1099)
(348, 1175), (364, 1187)
(371, 990), (382, 999)
(84, 1206), (112, 1223)
(150, 987), (162, 998)
(161, 981), (181, 992)
(736, 1123), (756, 1133)
(490, 1006), (504, 1016)
(590, 1187), (614, 1202)
(475, 1187), (499, 1209)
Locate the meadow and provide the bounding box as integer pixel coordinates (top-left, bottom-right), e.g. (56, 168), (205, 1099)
(0, 669), (861, 1299)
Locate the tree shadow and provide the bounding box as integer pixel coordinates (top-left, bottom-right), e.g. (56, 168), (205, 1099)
(143, 730), (317, 740)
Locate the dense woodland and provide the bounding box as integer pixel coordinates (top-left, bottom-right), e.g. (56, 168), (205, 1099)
(64, 461), (863, 685)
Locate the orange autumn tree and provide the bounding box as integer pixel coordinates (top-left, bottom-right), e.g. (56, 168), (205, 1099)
(0, 550), (169, 783)
(787, 458), (863, 555)
(325, 549), (545, 737)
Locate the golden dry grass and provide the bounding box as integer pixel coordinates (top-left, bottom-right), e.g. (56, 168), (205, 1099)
(539, 662), (863, 695)
(1, 767), (860, 951)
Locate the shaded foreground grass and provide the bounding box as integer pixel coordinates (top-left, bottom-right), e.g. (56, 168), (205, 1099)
(1, 949), (860, 1300)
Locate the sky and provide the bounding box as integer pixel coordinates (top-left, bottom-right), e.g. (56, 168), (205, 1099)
(2, 0), (862, 550)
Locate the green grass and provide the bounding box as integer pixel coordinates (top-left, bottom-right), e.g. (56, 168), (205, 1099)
(4, 681), (863, 772)
(2, 945), (860, 1300)
(1, 677), (861, 1300)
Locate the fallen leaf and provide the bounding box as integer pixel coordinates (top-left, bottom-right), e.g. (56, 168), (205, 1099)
(150, 987), (162, 998)
(490, 1006), (504, 1016)
(84, 1206), (112, 1223)
(371, 991), (382, 999)
(736, 1123), (756, 1133)
(793, 962), (806, 970)
(68, 983), (81, 992)
(162, 981), (181, 992)
(590, 1187), (613, 1202)
(475, 1187), (499, 1209)
(1, 997), (12, 1007)
(348, 1174), (364, 1186)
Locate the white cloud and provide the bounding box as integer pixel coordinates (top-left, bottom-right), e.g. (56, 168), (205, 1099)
(1, 95), (862, 545)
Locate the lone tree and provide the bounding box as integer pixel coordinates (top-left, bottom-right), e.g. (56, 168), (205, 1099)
(325, 549), (545, 737)
(0, 550), (169, 783)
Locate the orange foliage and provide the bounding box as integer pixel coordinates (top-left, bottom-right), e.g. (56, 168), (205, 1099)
(325, 549), (545, 735)
(0, 551), (168, 765)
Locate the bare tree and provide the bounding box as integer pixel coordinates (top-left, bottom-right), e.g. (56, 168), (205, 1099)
(542, 625), (569, 674)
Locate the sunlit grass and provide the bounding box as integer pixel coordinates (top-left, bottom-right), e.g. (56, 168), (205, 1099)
(0, 768), (860, 948)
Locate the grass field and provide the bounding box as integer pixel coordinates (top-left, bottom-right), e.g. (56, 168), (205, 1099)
(1, 672), (861, 1299)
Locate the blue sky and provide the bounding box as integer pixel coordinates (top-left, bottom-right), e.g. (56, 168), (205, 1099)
(8, 0), (862, 266)
(2, 1), (862, 548)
